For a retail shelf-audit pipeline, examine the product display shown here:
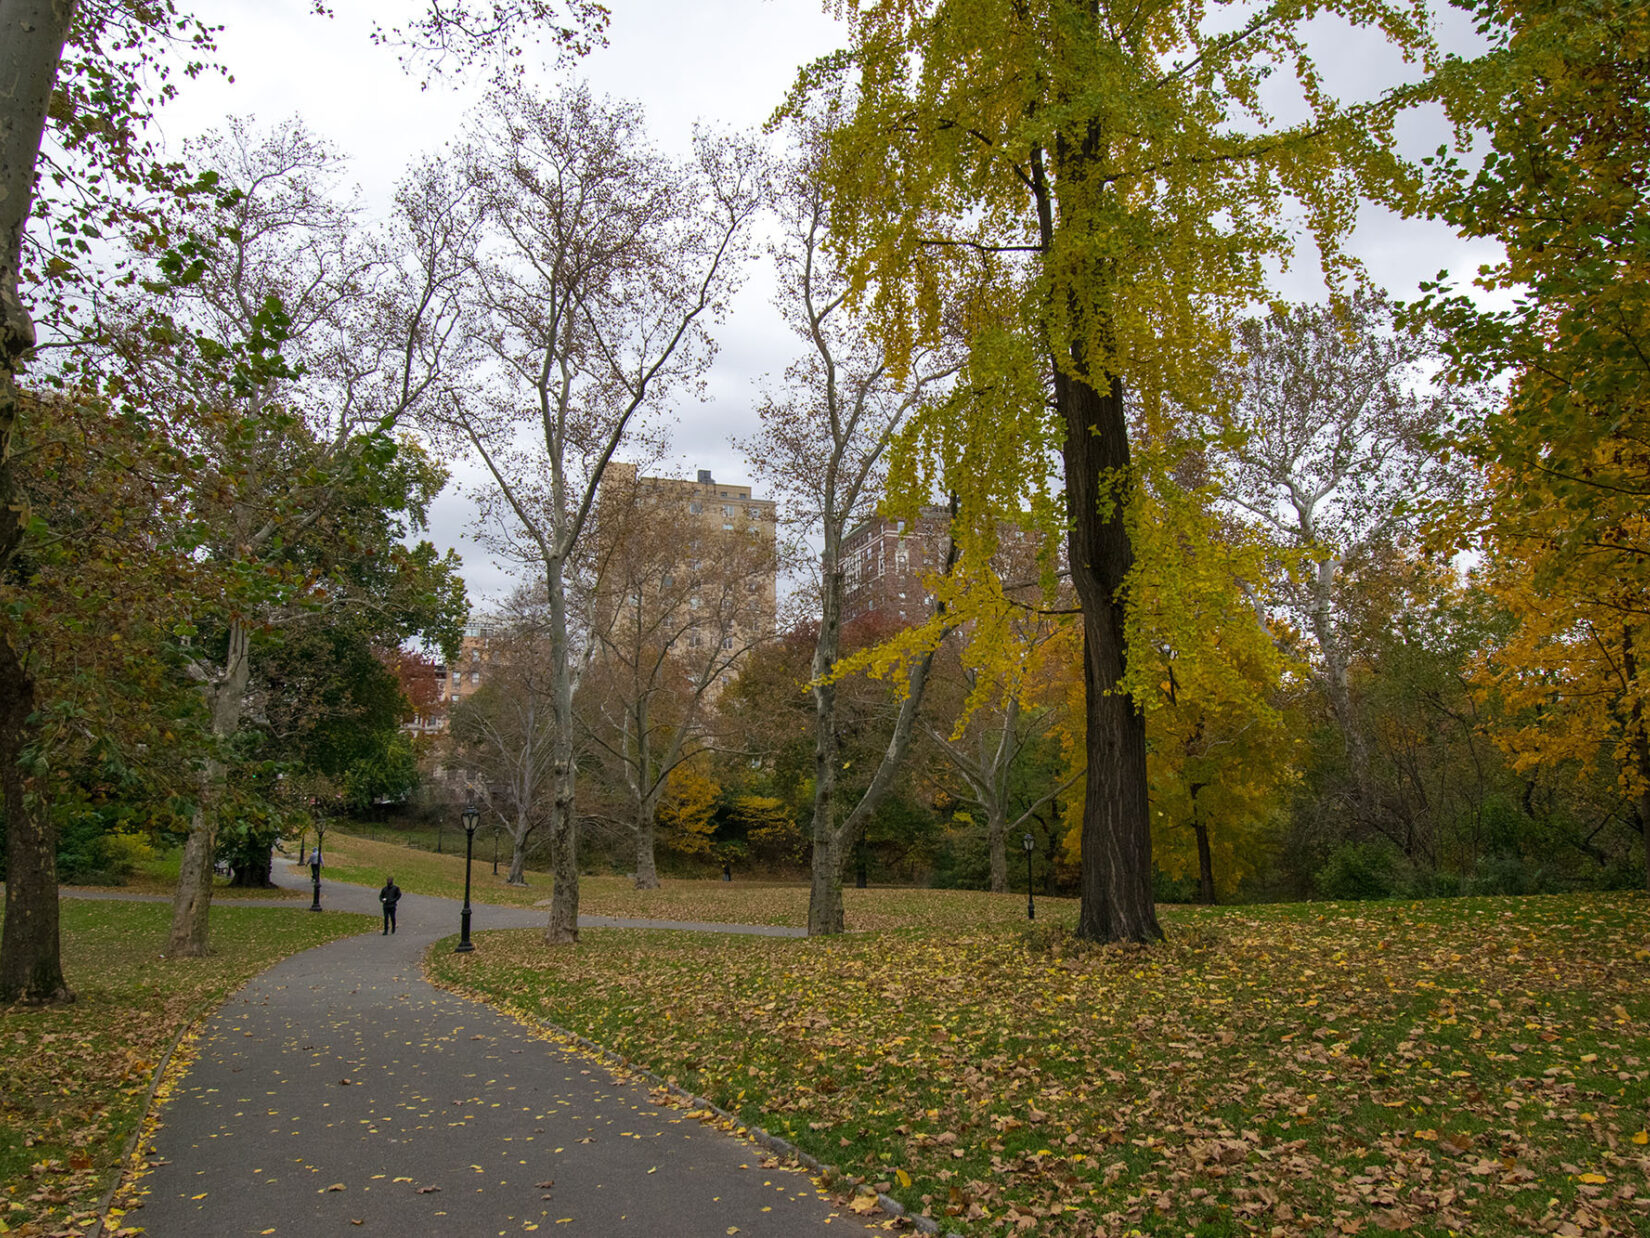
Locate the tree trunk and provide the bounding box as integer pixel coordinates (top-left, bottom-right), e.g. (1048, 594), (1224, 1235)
(170, 620), (252, 956)
(544, 559), (579, 944)
(633, 803), (659, 890)
(807, 679), (845, 934)
(1191, 785), (1215, 905)
(0, 638), (71, 1004)
(230, 851), (273, 887)
(0, 0), (79, 1007)
(987, 804), (1008, 894)
(1059, 365), (1162, 943)
(507, 810), (528, 886)
(1623, 625), (1650, 894)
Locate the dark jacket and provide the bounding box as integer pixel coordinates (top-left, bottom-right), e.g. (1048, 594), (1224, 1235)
(379, 882), (401, 907)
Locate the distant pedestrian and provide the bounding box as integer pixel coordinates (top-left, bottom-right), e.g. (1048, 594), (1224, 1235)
(721, 860), (732, 882)
(309, 847), (322, 881)
(379, 876), (401, 934)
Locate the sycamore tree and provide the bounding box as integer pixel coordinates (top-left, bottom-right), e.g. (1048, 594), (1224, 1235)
(102, 118), (469, 956)
(433, 83), (764, 943)
(790, 0), (1440, 941)
(0, 0), (605, 1002)
(744, 137), (962, 935)
(1417, 0), (1650, 886)
(1209, 294), (1461, 829)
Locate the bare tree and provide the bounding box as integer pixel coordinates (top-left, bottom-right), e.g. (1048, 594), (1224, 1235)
(432, 83), (764, 943)
(746, 143), (960, 936)
(579, 466), (778, 887)
(447, 597), (558, 885)
(1214, 293), (1460, 824)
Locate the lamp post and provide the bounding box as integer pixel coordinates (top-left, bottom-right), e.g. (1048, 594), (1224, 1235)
(1022, 832), (1036, 921)
(308, 800), (323, 912)
(455, 800), (479, 953)
(492, 823), (500, 876)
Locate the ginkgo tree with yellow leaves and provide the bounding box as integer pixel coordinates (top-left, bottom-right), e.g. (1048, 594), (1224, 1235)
(790, 0), (1442, 940)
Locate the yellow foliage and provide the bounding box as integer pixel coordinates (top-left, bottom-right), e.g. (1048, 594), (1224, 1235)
(658, 764), (721, 855)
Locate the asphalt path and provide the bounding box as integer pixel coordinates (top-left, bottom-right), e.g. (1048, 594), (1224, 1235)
(119, 864), (852, 1236)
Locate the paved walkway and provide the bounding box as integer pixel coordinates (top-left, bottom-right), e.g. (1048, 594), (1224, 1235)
(124, 865), (852, 1236)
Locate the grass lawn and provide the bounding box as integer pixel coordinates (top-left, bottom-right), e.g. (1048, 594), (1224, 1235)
(320, 828), (1078, 929)
(66, 848), (305, 900)
(0, 899), (371, 1236)
(430, 892), (1650, 1237)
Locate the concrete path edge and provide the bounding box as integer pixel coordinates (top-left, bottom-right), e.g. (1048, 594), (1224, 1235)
(440, 985), (962, 1238)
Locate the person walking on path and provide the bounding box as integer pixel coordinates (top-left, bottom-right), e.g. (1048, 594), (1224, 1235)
(308, 846), (322, 881)
(379, 875), (401, 934)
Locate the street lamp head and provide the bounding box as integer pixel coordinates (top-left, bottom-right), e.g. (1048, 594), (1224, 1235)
(462, 800), (480, 836)
(1022, 832), (1035, 853)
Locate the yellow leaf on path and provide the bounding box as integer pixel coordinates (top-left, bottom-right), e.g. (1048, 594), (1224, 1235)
(895, 1169), (911, 1188)
(1632, 1131), (1648, 1145)
(326, 1183), (346, 1192)
(191, 1193), (208, 1200)
(1577, 1172), (1607, 1184)
(849, 1195), (880, 1214)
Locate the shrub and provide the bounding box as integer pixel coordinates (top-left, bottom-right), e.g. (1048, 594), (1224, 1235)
(1314, 841), (1403, 900)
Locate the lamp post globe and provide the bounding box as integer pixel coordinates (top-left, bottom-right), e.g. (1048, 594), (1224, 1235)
(1022, 832), (1036, 921)
(456, 800), (480, 952)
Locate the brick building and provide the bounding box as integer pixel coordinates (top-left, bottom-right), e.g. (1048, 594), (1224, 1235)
(841, 506), (1044, 629)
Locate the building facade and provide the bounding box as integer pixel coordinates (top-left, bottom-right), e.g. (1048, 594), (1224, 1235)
(841, 506), (1045, 630)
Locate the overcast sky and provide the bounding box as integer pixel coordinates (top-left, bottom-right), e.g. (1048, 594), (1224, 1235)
(156, 0), (1496, 608)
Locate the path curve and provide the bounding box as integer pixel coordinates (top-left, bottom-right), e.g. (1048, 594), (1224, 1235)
(119, 863), (850, 1236)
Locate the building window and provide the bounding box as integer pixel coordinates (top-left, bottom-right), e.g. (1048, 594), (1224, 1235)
(690, 595), (701, 608)
(721, 636), (733, 650)
(470, 670), (480, 684)
(721, 505), (734, 517)
(723, 522), (734, 531)
(747, 505), (760, 518)
(662, 573), (674, 587)
(689, 500), (702, 514)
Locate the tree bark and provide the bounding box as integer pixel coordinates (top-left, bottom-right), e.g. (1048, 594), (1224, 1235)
(1059, 364), (1161, 943)
(987, 802), (1008, 894)
(507, 808), (529, 885)
(806, 550), (846, 934)
(633, 803), (659, 889)
(169, 620), (252, 956)
(1032, 121), (1160, 944)
(1623, 625), (1650, 894)
(1191, 784), (1215, 905)
(0, 639), (71, 1004)
(544, 558), (579, 944)
(0, 0), (78, 1008)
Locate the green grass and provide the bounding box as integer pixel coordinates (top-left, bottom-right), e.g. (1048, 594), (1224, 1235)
(67, 847), (305, 900)
(319, 829), (1078, 929)
(0, 900), (371, 1235)
(430, 892), (1650, 1237)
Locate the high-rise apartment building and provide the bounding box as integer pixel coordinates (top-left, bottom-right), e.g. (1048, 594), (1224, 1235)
(600, 462), (779, 641)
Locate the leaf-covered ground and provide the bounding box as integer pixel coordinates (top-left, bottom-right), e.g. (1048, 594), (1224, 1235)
(0, 900), (370, 1236)
(321, 829), (1078, 929)
(431, 894), (1650, 1237)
